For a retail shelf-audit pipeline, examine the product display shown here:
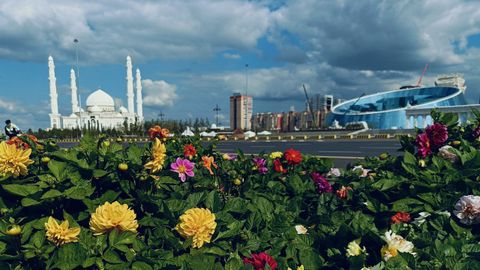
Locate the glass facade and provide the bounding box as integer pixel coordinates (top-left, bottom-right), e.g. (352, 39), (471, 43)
(327, 87), (467, 129)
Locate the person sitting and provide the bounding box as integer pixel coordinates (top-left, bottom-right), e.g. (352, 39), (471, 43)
(4, 120), (21, 139)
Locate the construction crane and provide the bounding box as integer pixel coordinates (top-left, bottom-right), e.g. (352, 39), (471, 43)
(416, 64), (429, 87)
(302, 84), (316, 128)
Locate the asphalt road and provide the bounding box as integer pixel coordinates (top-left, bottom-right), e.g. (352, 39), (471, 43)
(211, 139), (402, 167)
(58, 139), (402, 168)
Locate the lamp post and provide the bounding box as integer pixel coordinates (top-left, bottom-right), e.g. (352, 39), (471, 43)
(213, 104), (221, 126)
(244, 64), (249, 131)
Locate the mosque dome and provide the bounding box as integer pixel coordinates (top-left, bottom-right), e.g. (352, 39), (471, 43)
(86, 89), (115, 112)
(119, 106), (128, 114)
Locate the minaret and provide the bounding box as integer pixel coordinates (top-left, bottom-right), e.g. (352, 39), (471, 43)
(48, 56), (61, 128)
(70, 69), (79, 113)
(135, 68), (143, 122)
(126, 56), (135, 114)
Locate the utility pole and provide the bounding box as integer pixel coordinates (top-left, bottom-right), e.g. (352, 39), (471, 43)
(213, 104), (221, 126)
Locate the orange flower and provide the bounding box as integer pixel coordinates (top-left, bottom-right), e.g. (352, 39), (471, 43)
(336, 186), (352, 199)
(184, 144), (197, 159)
(391, 212), (411, 224)
(6, 135), (38, 150)
(201, 156), (218, 175)
(148, 125), (170, 140)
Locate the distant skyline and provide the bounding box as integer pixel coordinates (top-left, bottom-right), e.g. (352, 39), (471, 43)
(0, 0), (480, 130)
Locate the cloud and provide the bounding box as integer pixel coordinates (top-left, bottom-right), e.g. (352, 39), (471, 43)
(0, 0), (272, 63)
(142, 79), (178, 107)
(223, 53), (241, 59)
(271, 0), (480, 70)
(0, 98), (16, 112)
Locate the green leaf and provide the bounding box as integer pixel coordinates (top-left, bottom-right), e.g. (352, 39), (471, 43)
(185, 192), (206, 209)
(299, 249), (323, 269)
(21, 197), (40, 207)
(287, 174), (306, 195)
(214, 221), (244, 241)
(31, 231), (45, 249)
(403, 151), (417, 165)
(109, 230), (136, 247)
(93, 169), (109, 179)
(41, 189), (63, 200)
(48, 160), (69, 181)
(2, 184), (41, 197)
(64, 183), (94, 200)
(132, 261), (154, 270)
(103, 249), (124, 264)
(0, 242), (6, 253)
(205, 191), (223, 212)
(371, 178), (404, 191)
(225, 253), (243, 270)
(52, 243), (87, 270)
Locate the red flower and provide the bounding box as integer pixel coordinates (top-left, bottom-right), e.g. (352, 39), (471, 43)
(425, 123), (448, 149)
(273, 159), (287, 173)
(391, 212), (411, 224)
(284, 148), (302, 165)
(183, 144), (197, 159)
(336, 186), (352, 199)
(243, 252), (277, 270)
(148, 125), (170, 140)
(416, 132), (431, 158)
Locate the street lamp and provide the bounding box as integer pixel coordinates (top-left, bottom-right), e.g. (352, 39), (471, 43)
(244, 64), (249, 131)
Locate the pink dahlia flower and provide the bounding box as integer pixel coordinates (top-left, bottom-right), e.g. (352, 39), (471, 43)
(415, 132), (431, 158)
(454, 195), (480, 225)
(170, 157), (195, 182)
(425, 123), (448, 149)
(311, 172), (333, 193)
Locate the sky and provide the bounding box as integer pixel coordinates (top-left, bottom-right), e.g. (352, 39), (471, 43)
(0, 0), (480, 130)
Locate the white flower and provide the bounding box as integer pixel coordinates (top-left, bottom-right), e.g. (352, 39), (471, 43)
(438, 145), (459, 163)
(294, 225), (308, 235)
(353, 165), (370, 177)
(327, 167), (341, 177)
(412, 212), (431, 226)
(381, 230), (416, 261)
(346, 239), (366, 257)
(453, 195), (480, 225)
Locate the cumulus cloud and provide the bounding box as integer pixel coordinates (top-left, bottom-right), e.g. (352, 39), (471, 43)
(0, 0), (271, 63)
(142, 79), (178, 107)
(271, 0), (480, 70)
(0, 98), (25, 113)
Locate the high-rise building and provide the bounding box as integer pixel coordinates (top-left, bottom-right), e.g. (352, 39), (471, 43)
(230, 93), (253, 130)
(312, 94), (334, 111)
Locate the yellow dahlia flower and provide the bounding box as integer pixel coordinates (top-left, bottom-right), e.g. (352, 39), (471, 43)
(287, 266), (304, 270)
(45, 217), (80, 246)
(144, 138), (167, 173)
(269, 151), (283, 159)
(89, 201), (138, 235)
(0, 141), (34, 178)
(175, 208), (216, 248)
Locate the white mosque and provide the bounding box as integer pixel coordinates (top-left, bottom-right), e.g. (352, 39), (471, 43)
(48, 55), (144, 130)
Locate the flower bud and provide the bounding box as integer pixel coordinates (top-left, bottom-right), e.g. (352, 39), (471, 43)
(418, 159), (426, 168)
(5, 225), (21, 236)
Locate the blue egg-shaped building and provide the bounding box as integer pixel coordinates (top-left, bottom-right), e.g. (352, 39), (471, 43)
(327, 84), (467, 129)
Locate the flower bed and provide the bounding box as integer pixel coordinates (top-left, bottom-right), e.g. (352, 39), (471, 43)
(1, 110), (480, 269)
